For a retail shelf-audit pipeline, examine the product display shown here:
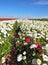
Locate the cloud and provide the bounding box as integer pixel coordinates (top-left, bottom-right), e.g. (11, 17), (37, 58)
(33, 0), (48, 5)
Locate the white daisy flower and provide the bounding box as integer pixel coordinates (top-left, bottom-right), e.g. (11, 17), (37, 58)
(17, 54), (22, 62)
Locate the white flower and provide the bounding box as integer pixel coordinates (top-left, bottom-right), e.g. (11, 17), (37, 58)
(6, 27), (11, 31)
(34, 33), (37, 38)
(18, 32), (21, 36)
(20, 36), (22, 39)
(0, 42), (2, 44)
(23, 56), (26, 60)
(45, 44), (48, 55)
(42, 54), (48, 61)
(46, 44), (48, 48)
(17, 41), (20, 43)
(42, 63), (47, 65)
(41, 32), (45, 35)
(17, 54), (22, 62)
(4, 31), (7, 35)
(41, 35), (45, 38)
(7, 34), (10, 36)
(32, 52), (36, 56)
(27, 33), (33, 37)
(46, 38), (48, 41)
(37, 33), (40, 36)
(2, 41), (4, 43)
(42, 46), (45, 49)
(23, 51), (26, 55)
(1, 28), (5, 33)
(30, 44), (36, 49)
(24, 42), (28, 45)
(4, 34), (6, 37)
(2, 57), (6, 63)
(37, 59), (42, 65)
(23, 38), (25, 40)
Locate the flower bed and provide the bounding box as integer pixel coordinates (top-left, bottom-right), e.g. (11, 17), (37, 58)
(0, 20), (48, 65)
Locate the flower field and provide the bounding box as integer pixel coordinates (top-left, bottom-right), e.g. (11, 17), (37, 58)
(0, 19), (48, 65)
(0, 21), (15, 61)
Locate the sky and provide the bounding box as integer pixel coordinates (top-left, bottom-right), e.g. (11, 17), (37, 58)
(0, 0), (48, 18)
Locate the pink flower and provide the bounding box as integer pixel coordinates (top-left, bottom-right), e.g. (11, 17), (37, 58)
(25, 38), (30, 43)
(36, 43), (42, 50)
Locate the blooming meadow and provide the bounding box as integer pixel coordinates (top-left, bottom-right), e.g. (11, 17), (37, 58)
(0, 19), (48, 65)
